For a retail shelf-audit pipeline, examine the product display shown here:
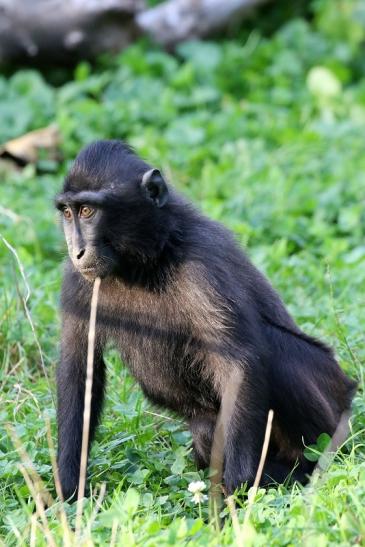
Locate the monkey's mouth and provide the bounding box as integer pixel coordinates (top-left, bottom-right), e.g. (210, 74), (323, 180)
(79, 264), (111, 281)
(72, 250), (116, 280)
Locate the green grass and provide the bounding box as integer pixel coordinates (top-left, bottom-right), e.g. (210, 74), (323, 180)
(1, 1), (365, 544)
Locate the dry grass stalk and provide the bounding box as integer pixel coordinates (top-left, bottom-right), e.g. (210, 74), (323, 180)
(30, 513), (37, 547)
(110, 519), (119, 547)
(225, 495), (241, 539)
(8, 425), (54, 508)
(316, 410), (351, 473)
(45, 417), (72, 544)
(0, 235), (54, 404)
(75, 276), (101, 538)
(84, 483), (107, 538)
(7, 425), (59, 543)
(241, 409), (274, 538)
(19, 463), (56, 547)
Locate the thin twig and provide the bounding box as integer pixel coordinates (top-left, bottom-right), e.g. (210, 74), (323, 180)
(75, 277), (101, 537)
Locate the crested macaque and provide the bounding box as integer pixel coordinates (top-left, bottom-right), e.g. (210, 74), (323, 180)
(55, 140), (356, 500)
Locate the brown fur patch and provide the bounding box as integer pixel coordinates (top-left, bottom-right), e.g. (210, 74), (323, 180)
(171, 262), (241, 396)
(99, 261), (243, 400)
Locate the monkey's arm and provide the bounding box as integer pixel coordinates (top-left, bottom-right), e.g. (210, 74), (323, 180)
(57, 315), (105, 501)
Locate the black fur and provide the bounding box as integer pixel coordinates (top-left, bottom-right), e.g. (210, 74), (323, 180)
(55, 140), (356, 500)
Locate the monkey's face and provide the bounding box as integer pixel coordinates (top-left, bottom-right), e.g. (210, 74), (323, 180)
(57, 199), (118, 280)
(55, 141), (170, 281)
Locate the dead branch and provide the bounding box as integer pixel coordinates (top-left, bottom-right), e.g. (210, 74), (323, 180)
(137, 0), (270, 48)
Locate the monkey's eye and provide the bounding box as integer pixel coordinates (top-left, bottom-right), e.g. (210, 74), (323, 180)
(63, 207), (72, 220)
(79, 205), (94, 219)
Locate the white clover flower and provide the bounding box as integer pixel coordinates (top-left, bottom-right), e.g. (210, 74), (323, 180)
(188, 481), (207, 504)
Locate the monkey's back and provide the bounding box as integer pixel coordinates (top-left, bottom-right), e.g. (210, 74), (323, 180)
(185, 214), (356, 448)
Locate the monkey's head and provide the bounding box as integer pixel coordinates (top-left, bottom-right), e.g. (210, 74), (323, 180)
(55, 140), (171, 281)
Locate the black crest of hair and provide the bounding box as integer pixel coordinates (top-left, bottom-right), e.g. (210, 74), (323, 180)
(55, 139), (356, 501)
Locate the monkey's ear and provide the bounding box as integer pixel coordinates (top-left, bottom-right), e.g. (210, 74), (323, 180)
(141, 169), (168, 208)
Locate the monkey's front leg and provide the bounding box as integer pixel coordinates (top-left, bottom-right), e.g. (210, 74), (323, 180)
(57, 319), (105, 501)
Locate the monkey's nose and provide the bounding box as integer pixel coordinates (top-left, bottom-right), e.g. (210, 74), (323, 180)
(76, 249), (85, 260)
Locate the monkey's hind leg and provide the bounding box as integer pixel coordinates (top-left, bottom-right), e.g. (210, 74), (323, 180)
(222, 366), (270, 494)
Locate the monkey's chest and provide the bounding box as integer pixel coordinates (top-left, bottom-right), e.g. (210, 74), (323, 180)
(101, 290), (218, 415)
(118, 321), (216, 415)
